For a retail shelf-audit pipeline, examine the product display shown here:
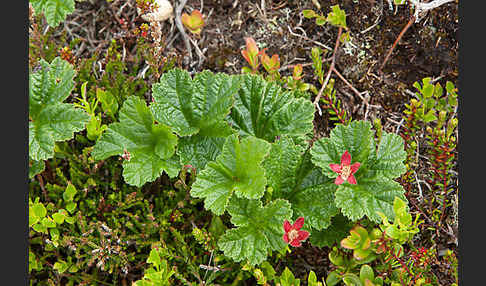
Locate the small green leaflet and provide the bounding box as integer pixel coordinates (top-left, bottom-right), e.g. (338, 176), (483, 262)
(326, 5), (347, 28)
(150, 68), (240, 137)
(277, 267), (301, 286)
(30, 0), (75, 27)
(190, 134), (271, 215)
(92, 96), (179, 187)
(218, 197), (292, 266)
(228, 74), (315, 142)
(29, 57), (90, 162)
(133, 248), (175, 286)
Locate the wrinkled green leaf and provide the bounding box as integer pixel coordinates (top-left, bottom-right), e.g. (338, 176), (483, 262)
(218, 197), (292, 265)
(366, 132), (407, 179)
(310, 120), (406, 223)
(191, 134), (271, 215)
(151, 69), (240, 137)
(311, 121), (375, 179)
(265, 136), (338, 230)
(29, 58), (90, 161)
(177, 134), (226, 171)
(335, 178), (406, 223)
(228, 74), (315, 142)
(29, 159), (45, 179)
(92, 96), (179, 186)
(30, 0), (75, 27)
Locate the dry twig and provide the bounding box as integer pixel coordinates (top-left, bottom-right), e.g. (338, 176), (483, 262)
(175, 0), (193, 65)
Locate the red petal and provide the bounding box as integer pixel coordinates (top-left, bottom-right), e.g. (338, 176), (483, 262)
(283, 233), (289, 243)
(297, 230), (310, 241)
(341, 150), (351, 166)
(293, 217), (305, 230)
(290, 239), (302, 247)
(350, 162), (361, 174)
(347, 174), (357, 185)
(283, 220), (292, 232)
(334, 176), (345, 185)
(329, 163), (342, 173)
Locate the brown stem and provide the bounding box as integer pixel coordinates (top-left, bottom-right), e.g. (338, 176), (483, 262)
(379, 15), (416, 72)
(313, 27), (343, 115)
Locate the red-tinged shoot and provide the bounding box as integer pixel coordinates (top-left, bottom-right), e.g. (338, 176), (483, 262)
(283, 217), (310, 247)
(241, 37), (265, 72)
(292, 64), (303, 80)
(329, 150), (361, 185)
(181, 10), (204, 35)
(260, 52), (280, 73)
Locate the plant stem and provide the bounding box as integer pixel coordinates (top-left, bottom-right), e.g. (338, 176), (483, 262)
(379, 15), (416, 72)
(313, 27), (343, 115)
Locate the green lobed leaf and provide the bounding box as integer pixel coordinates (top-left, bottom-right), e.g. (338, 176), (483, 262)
(122, 152), (181, 187)
(151, 69), (240, 137)
(29, 57), (75, 116)
(263, 136), (304, 196)
(29, 58), (90, 161)
(310, 120), (407, 223)
(218, 197), (292, 265)
(264, 136), (339, 230)
(334, 178), (406, 223)
(177, 134), (226, 171)
(365, 132), (407, 179)
(228, 74), (315, 142)
(190, 134), (271, 215)
(310, 121), (375, 179)
(30, 0), (75, 27)
(92, 96), (179, 187)
(29, 159), (45, 179)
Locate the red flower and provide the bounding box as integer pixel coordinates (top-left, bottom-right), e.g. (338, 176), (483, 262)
(283, 217), (309, 247)
(329, 150), (361, 185)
